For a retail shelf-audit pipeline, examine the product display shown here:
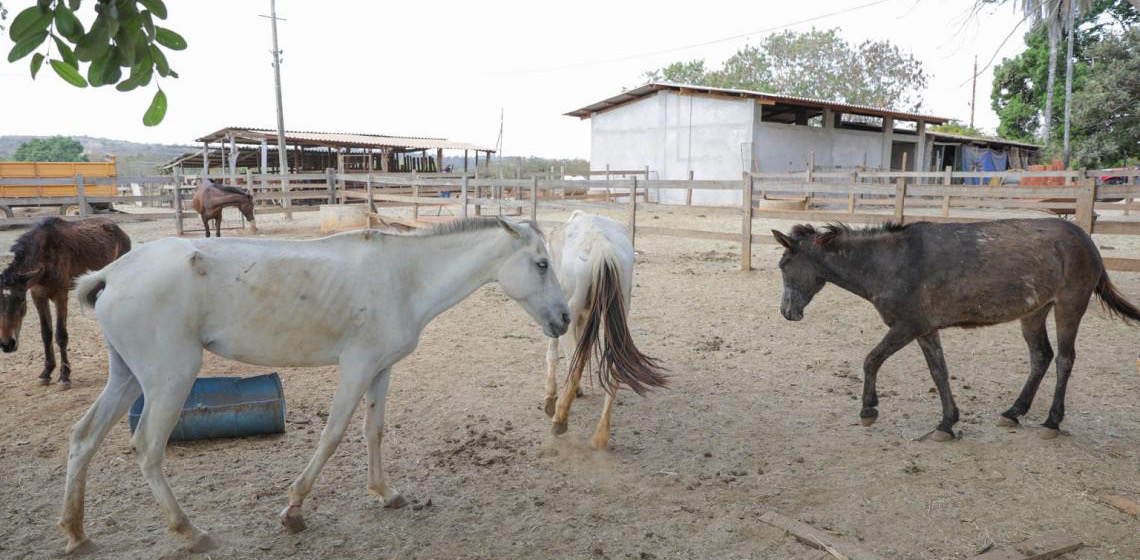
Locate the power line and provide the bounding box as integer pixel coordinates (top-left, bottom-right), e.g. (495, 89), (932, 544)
(496, 0), (897, 76)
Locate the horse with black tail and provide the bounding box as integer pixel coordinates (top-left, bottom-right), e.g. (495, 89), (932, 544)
(772, 218), (1139, 442)
(545, 211), (667, 450)
(191, 181), (256, 237)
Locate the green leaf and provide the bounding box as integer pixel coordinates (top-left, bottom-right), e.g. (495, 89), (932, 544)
(150, 44), (171, 76)
(102, 51), (123, 85)
(76, 18), (111, 62)
(50, 59), (88, 88)
(7, 30), (48, 63)
(138, 0), (168, 20)
(68, 0), (82, 10)
(54, 6), (84, 42)
(88, 47), (114, 87)
(53, 36), (78, 69)
(154, 27), (186, 50)
(30, 53), (45, 79)
(140, 11), (156, 41)
(143, 89), (167, 126)
(9, 6), (51, 43)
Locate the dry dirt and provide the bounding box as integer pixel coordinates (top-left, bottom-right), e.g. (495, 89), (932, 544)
(0, 205), (1137, 560)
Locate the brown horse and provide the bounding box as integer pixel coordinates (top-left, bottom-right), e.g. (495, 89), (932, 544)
(0, 217), (131, 388)
(773, 218), (1139, 441)
(191, 181), (256, 237)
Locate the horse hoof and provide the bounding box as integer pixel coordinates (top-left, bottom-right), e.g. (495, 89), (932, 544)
(860, 416), (877, 427)
(187, 534), (218, 553)
(65, 537), (94, 555)
(543, 398), (556, 418)
(589, 437), (609, 451)
(551, 420), (568, 435)
(279, 506), (306, 533)
(995, 415), (1019, 428)
(1039, 427), (1060, 440)
(384, 494), (408, 509)
(575, 386), (583, 398)
(929, 430), (955, 442)
(59, 380), (72, 390)
(39, 378), (51, 386)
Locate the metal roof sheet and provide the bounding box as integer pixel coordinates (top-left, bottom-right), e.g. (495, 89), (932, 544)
(565, 82), (952, 124)
(195, 127), (496, 152)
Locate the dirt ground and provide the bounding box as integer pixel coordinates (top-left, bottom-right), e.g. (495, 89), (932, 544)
(0, 205), (1137, 560)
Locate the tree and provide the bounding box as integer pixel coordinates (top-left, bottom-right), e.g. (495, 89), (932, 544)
(1071, 28), (1140, 166)
(930, 121), (990, 139)
(5, 0), (185, 126)
(640, 28), (928, 112)
(12, 135), (88, 161)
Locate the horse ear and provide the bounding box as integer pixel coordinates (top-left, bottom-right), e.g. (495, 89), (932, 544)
(772, 230), (794, 250)
(496, 217), (523, 239)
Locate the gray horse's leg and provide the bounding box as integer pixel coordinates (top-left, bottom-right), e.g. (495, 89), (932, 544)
(999, 304), (1054, 426)
(1041, 298), (1089, 438)
(859, 326), (913, 426)
(917, 331), (958, 441)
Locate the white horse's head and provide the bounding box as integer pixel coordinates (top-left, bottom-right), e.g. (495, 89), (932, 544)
(493, 218), (570, 338)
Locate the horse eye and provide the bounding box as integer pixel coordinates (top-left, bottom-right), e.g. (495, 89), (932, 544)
(536, 260), (549, 270)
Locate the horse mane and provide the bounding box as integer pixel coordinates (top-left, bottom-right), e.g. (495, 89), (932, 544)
(418, 216), (544, 239)
(209, 183), (252, 198)
(791, 221), (909, 248)
(1, 217), (60, 283)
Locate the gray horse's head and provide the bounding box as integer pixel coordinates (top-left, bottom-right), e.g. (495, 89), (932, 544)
(772, 227), (826, 321)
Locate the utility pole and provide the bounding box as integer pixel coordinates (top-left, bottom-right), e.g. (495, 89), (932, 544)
(262, 0), (291, 217)
(969, 55), (977, 130)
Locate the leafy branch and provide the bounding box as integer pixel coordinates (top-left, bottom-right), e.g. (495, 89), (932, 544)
(7, 0), (184, 126)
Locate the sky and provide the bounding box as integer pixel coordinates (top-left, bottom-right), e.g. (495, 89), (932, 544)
(1, 0), (1033, 159)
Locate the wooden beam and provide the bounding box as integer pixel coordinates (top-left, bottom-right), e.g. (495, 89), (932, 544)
(757, 511), (886, 560)
(968, 532), (1081, 560)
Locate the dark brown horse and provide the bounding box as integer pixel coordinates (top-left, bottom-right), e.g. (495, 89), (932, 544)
(772, 218), (1139, 441)
(191, 181), (256, 237)
(0, 217), (131, 388)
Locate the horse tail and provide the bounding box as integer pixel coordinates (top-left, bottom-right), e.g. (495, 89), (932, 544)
(1095, 271), (1140, 324)
(567, 245), (667, 397)
(76, 267), (111, 310)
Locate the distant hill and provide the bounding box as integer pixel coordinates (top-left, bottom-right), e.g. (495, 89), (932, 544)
(0, 135), (194, 176)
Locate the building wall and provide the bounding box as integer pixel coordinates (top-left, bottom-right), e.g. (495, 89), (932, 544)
(752, 121), (886, 174)
(659, 92), (756, 205)
(589, 92), (666, 180)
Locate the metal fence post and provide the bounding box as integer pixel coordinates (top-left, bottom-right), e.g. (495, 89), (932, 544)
(741, 172), (753, 271)
(173, 168), (184, 235)
(76, 174), (89, 218)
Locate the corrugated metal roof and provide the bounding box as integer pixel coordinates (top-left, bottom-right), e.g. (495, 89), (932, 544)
(927, 130), (1041, 149)
(565, 82), (951, 124)
(196, 127), (496, 152)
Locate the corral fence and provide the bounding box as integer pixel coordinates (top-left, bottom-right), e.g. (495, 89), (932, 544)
(1, 168), (1137, 272)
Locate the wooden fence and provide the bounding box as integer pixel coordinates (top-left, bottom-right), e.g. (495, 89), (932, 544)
(1, 168), (1137, 272)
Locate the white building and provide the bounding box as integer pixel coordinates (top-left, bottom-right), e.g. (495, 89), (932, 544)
(567, 83), (959, 205)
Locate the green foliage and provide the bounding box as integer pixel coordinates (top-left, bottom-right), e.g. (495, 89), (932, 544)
(930, 121), (991, 139)
(1071, 28), (1140, 167)
(640, 28), (929, 111)
(6, 0), (182, 126)
(12, 135), (88, 161)
(990, 0), (1137, 148)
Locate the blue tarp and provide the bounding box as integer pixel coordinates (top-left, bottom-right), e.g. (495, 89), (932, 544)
(960, 146), (1008, 184)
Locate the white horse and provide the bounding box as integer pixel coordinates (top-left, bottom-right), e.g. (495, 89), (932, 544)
(59, 217), (569, 554)
(544, 211), (667, 450)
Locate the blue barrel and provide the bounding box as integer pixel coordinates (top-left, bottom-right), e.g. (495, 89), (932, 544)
(128, 373), (286, 441)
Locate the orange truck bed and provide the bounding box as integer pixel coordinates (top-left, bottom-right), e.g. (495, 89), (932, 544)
(0, 161), (118, 199)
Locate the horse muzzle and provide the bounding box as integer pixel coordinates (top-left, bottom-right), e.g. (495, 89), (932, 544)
(0, 338), (17, 353)
(544, 310), (571, 338)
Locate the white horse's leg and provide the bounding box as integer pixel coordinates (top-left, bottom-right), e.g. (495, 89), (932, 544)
(59, 344), (141, 554)
(281, 355), (378, 532)
(551, 344), (583, 436)
(363, 367), (405, 508)
(543, 337), (560, 417)
(588, 392), (616, 450)
(130, 350), (213, 552)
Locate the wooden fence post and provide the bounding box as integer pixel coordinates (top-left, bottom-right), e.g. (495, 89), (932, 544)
(1075, 177), (1097, 233)
(686, 169), (694, 206)
(941, 165), (953, 216)
(173, 168), (184, 235)
(628, 177), (637, 248)
(530, 176), (538, 222)
(76, 174), (89, 218)
(643, 165), (650, 202)
(326, 168), (336, 205)
(741, 172), (753, 271)
(847, 171), (857, 214)
(893, 177), (907, 222)
(605, 164), (611, 202)
(412, 179), (420, 221)
(460, 175), (469, 219)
